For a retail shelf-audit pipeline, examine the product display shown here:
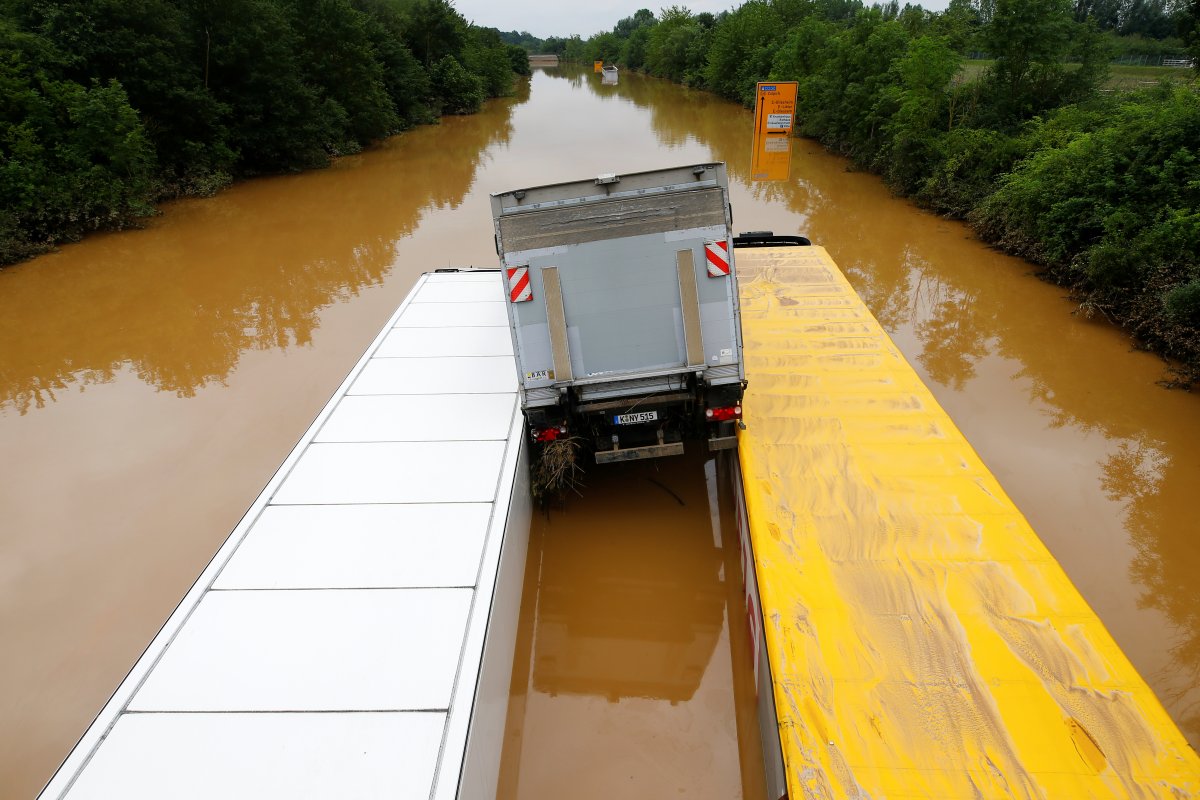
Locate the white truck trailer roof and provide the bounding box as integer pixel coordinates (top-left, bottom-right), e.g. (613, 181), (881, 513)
(39, 270), (531, 800)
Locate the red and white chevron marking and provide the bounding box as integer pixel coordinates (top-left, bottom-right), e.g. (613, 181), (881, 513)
(705, 240), (730, 277)
(507, 265), (532, 302)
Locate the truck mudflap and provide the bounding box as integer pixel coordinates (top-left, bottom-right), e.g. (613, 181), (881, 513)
(594, 441), (686, 464)
(705, 416), (742, 453)
(707, 434), (738, 451)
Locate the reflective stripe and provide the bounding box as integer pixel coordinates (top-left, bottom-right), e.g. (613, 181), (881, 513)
(506, 266), (531, 302)
(705, 240), (729, 277)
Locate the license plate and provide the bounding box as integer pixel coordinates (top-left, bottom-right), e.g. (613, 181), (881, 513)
(613, 411), (658, 425)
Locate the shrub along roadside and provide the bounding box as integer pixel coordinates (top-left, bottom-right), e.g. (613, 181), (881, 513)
(0, 0), (524, 265)
(974, 85), (1200, 378)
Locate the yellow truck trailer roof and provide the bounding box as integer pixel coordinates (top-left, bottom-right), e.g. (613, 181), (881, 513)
(735, 245), (1199, 798)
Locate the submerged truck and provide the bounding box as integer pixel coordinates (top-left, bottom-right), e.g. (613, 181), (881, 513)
(491, 163), (745, 465)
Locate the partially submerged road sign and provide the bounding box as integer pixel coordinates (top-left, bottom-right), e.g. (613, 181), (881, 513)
(753, 81), (798, 136)
(751, 82), (798, 181)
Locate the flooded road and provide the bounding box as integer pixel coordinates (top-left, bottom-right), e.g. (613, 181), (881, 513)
(2, 64), (1198, 796)
(497, 451), (765, 799)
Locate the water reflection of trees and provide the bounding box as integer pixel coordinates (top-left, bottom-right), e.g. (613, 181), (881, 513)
(910, 270), (990, 390)
(0, 93), (522, 414)
(1103, 441), (1200, 744)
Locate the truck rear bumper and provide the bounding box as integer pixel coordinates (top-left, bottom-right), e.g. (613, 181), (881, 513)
(594, 441), (686, 464)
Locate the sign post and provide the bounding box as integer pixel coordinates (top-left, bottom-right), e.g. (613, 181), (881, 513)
(594, 60), (604, 73)
(751, 81), (798, 181)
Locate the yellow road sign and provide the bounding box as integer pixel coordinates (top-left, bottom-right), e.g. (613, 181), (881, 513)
(594, 60), (604, 73)
(753, 81), (798, 136)
(751, 81), (798, 181)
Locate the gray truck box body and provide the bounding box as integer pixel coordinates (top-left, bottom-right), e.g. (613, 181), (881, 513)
(491, 163), (744, 458)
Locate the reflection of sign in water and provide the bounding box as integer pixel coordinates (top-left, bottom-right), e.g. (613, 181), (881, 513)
(751, 133), (793, 181)
(594, 60), (604, 73)
(751, 81), (798, 182)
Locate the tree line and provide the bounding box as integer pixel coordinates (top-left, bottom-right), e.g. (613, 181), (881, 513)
(539, 0), (1199, 385)
(0, 0), (530, 265)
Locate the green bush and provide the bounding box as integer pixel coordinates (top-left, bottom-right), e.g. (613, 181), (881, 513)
(1, 53), (155, 248)
(975, 86), (1200, 276)
(917, 126), (1025, 215)
(704, 1), (785, 103)
(284, 0), (399, 149)
(9, 0), (235, 189)
(875, 35), (961, 192)
(1165, 280), (1200, 325)
(432, 55), (485, 114)
(507, 43), (533, 76)
(463, 28), (517, 98)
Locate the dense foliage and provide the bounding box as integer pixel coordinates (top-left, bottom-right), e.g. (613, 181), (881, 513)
(574, 0), (1200, 384)
(0, 0), (525, 263)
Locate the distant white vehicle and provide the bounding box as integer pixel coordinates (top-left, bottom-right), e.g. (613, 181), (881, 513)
(601, 65), (618, 84)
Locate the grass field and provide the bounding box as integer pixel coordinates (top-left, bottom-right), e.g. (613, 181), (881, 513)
(958, 59), (1196, 90)
(1106, 63), (1197, 89)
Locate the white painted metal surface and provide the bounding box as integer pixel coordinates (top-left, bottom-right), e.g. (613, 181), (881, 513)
(376, 327), (515, 358)
(270, 440), (506, 504)
(318, 395), (517, 442)
(68, 713), (445, 800)
(39, 270), (530, 800)
(214, 504), (493, 589)
(350, 356), (517, 394)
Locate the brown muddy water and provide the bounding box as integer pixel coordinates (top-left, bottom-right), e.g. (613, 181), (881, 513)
(1, 65), (1198, 797)
(496, 450), (766, 799)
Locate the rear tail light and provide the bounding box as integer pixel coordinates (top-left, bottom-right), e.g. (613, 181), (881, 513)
(705, 405), (742, 422)
(533, 425), (567, 443)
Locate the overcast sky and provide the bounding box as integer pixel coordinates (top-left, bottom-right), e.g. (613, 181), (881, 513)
(452, 0), (952, 39)
(451, 1), (705, 39)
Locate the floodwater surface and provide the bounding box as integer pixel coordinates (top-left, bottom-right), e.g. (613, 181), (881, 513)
(2, 65), (1198, 797)
(496, 451), (766, 799)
